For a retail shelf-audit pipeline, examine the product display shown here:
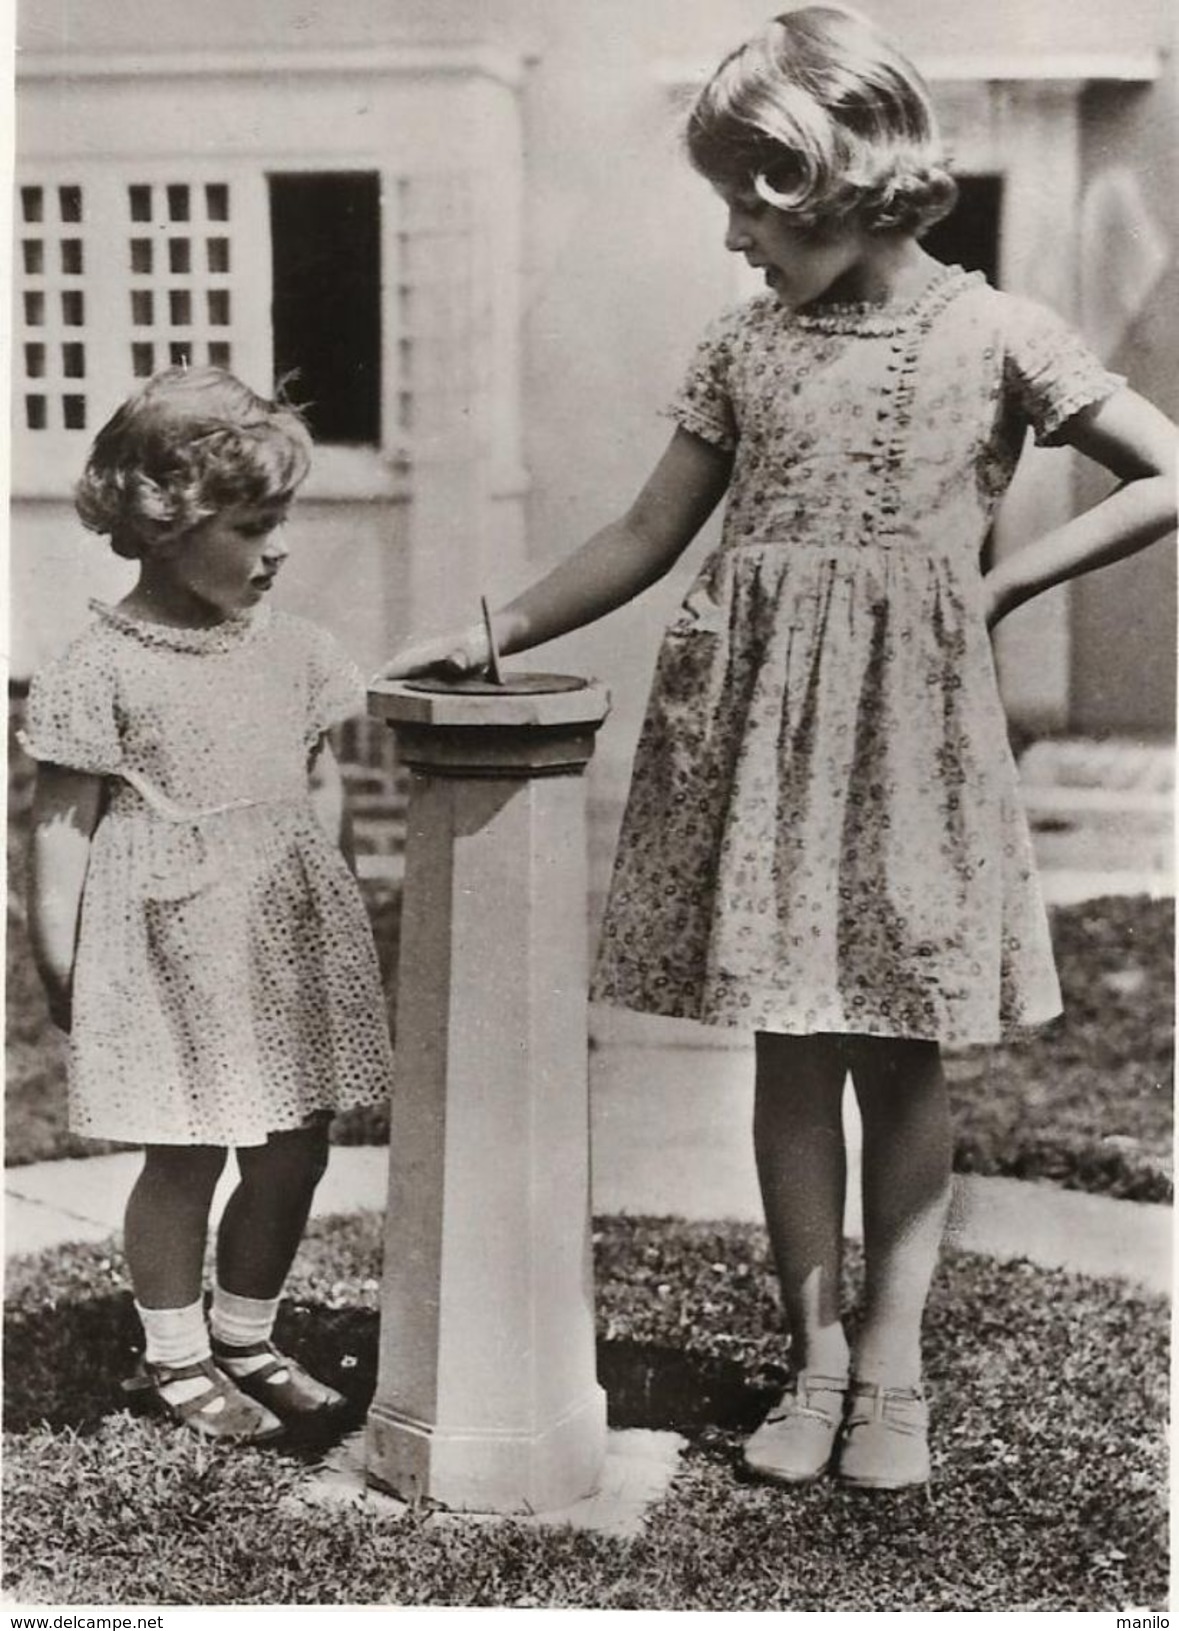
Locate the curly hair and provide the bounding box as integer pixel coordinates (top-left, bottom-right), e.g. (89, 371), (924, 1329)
(74, 366), (313, 560)
(686, 6), (957, 238)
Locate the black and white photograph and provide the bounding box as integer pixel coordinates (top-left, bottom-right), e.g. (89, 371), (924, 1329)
(3, 0), (1175, 1615)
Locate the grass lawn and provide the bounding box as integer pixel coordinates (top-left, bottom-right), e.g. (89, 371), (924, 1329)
(3, 1212), (1167, 1610)
(946, 894), (1173, 1200)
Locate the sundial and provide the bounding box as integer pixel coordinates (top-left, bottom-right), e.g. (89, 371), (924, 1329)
(402, 672), (587, 695)
(400, 596), (588, 695)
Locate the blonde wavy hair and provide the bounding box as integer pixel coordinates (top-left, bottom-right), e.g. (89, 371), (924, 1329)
(75, 366), (313, 560)
(686, 6), (957, 237)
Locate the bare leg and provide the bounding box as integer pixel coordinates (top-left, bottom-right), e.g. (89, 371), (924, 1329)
(215, 1119), (331, 1299)
(124, 1145), (254, 1421)
(124, 1144), (228, 1308)
(753, 1032), (850, 1377)
(846, 1036), (952, 1386)
(211, 1119), (344, 1421)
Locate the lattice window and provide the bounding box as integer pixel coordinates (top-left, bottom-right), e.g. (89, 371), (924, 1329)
(11, 160), (495, 504)
(17, 182), (90, 433)
(125, 180), (237, 378)
(12, 167), (270, 492)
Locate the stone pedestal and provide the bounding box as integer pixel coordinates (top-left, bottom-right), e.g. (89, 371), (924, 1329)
(364, 676), (611, 1514)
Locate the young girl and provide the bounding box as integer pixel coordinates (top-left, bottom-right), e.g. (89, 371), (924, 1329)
(381, 6), (1176, 1489)
(25, 366), (394, 1444)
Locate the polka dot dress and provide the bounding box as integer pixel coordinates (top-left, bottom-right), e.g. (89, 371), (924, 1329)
(24, 603), (394, 1144)
(593, 269), (1125, 1045)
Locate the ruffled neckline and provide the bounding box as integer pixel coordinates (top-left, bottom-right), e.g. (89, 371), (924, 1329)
(791, 263), (979, 336)
(91, 599), (270, 654)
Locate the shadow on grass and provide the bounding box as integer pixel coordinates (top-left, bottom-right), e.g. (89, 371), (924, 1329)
(600, 1339), (779, 1433)
(3, 1293), (372, 1443)
(4, 1287), (779, 1445)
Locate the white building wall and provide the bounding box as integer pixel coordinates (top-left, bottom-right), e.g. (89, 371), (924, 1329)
(11, 0), (1175, 737)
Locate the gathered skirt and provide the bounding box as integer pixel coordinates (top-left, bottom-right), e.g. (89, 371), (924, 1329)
(592, 538), (1061, 1046)
(70, 793), (393, 1144)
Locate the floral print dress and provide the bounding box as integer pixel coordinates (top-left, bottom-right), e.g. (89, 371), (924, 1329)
(24, 603), (394, 1144)
(592, 266), (1124, 1045)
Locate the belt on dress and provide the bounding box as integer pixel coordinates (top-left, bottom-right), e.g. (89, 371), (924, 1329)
(109, 773), (308, 902)
(115, 768), (302, 824)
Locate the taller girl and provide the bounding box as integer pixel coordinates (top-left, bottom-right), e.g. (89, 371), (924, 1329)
(382, 7), (1176, 1488)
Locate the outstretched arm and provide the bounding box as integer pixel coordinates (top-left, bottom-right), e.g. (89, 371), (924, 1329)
(378, 428), (734, 678)
(26, 763), (105, 1031)
(983, 388), (1177, 628)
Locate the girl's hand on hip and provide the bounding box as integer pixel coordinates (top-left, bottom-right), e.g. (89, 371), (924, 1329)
(374, 624), (489, 682)
(980, 574), (1006, 632)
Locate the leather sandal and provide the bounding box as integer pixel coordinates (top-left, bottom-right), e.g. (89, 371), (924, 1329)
(211, 1340), (346, 1425)
(837, 1380), (930, 1490)
(123, 1356), (285, 1444)
(742, 1372), (850, 1485)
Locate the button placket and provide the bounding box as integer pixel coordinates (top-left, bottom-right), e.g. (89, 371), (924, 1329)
(874, 275), (971, 540)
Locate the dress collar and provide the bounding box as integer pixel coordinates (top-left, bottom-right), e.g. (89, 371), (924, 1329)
(791, 264), (980, 336)
(90, 599), (270, 655)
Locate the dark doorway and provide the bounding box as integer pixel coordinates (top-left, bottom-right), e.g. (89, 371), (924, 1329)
(925, 175), (1004, 571)
(269, 172), (381, 446)
(923, 174), (1003, 286)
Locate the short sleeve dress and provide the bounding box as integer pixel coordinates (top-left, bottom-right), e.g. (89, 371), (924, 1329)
(23, 602), (394, 1145)
(592, 266), (1125, 1046)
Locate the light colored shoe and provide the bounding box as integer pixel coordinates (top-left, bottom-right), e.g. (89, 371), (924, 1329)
(742, 1372), (850, 1485)
(837, 1380), (930, 1490)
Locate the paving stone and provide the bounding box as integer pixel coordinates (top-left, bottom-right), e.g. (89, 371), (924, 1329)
(290, 1426), (687, 1538)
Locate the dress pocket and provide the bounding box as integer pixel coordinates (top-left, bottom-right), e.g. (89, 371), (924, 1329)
(138, 825), (216, 903)
(667, 577), (727, 639)
(655, 610), (728, 715)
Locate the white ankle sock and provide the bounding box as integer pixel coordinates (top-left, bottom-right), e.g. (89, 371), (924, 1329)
(210, 1286), (282, 1378)
(136, 1297), (209, 1366)
(136, 1298), (215, 1407)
